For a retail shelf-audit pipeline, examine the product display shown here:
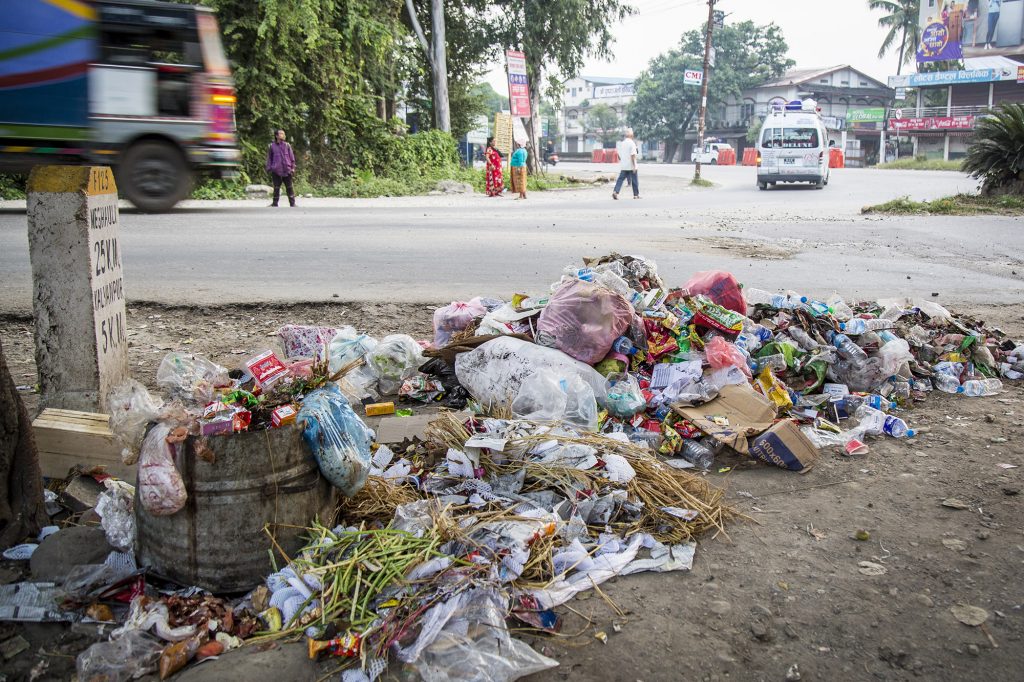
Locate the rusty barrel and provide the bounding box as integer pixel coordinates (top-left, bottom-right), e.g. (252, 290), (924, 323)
(135, 427), (337, 593)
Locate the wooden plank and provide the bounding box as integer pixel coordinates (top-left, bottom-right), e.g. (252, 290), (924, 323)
(32, 408), (133, 482)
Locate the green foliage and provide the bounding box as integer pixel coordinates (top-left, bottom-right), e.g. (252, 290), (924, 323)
(586, 104), (622, 146)
(876, 158), (964, 171)
(690, 177), (714, 188)
(867, 0), (920, 74)
(862, 193), (1024, 215)
(0, 174), (26, 200)
(629, 21), (792, 156)
(963, 104), (1024, 195)
(746, 119), (763, 145)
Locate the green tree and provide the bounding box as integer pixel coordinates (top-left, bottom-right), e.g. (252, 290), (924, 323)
(629, 21), (792, 162)
(586, 103), (621, 147)
(868, 0), (920, 75)
(490, 0), (636, 170)
(963, 103), (1024, 195)
(404, 0), (451, 131)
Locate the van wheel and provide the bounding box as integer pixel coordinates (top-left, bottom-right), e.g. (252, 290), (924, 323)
(757, 181), (768, 190)
(814, 178), (825, 189)
(710, 159), (717, 165)
(119, 141), (192, 212)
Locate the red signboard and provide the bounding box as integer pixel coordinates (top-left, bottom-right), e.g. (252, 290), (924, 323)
(888, 115), (976, 131)
(506, 49), (531, 118)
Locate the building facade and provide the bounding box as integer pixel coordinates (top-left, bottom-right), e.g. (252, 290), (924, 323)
(560, 76), (635, 155)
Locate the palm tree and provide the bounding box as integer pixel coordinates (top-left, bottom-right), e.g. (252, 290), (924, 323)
(868, 0), (921, 75)
(963, 103), (1024, 195)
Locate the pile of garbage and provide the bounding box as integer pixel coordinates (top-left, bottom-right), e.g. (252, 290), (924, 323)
(4, 252), (1021, 682)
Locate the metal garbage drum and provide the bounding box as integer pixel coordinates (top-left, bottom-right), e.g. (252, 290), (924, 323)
(135, 427), (338, 593)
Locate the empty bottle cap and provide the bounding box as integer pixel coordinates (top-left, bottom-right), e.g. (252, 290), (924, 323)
(956, 387), (965, 394)
(906, 430), (916, 438)
(800, 296), (809, 303)
(839, 322), (847, 330)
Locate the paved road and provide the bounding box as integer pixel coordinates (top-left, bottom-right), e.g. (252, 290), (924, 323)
(1, 165), (1020, 311)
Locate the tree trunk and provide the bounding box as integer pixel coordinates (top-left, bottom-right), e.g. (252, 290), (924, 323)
(0, 338), (48, 549)
(896, 29), (906, 76)
(430, 0), (450, 132)
(525, 75), (541, 174)
(663, 141), (678, 163)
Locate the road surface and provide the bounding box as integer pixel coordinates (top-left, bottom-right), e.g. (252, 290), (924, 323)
(1, 164), (1019, 311)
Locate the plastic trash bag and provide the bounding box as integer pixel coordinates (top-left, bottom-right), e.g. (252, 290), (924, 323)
(328, 327), (379, 401)
(96, 479), (136, 552)
(367, 334), (425, 394)
(277, 324), (339, 359)
(454, 337), (608, 411)
(107, 380), (164, 466)
(684, 270), (746, 315)
(76, 630), (163, 682)
(156, 352), (229, 404)
(536, 279), (634, 365)
(433, 298), (487, 348)
(405, 588), (558, 682)
(705, 336), (750, 375)
(511, 370), (598, 431)
(605, 372), (646, 418)
(137, 423), (187, 517)
(296, 384), (372, 497)
(877, 338), (914, 377)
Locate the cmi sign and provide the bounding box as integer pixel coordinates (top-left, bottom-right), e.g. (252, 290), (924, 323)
(684, 69), (703, 86)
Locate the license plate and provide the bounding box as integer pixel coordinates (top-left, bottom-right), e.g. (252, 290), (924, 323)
(783, 158), (796, 165)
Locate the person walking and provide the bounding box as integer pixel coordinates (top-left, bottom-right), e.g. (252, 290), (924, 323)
(612, 128), (639, 200)
(510, 142), (528, 199)
(484, 137), (505, 197)
(266, 129), (296, 207)
(986, 0), (1002, 48)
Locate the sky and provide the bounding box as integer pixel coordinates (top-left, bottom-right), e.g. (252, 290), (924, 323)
(486, 0), (905, 92)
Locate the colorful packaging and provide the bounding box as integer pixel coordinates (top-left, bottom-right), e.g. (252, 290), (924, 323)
(657, 422), (683, 456)
(365, 402), (396, 416)
(691, 295), (744, 336)
(245, 350), (290, 389)
(755, 365), (794, 410)
(271, 404), (298, 428)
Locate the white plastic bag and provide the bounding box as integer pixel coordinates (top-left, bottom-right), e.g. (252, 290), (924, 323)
(96, 479), (136, 552)
(137, 424), (187, 517)
(328, 327), (380, 401)
(877, 338), (914, 377)
(76, 630), (163, 682)
(510, 370), (598, 431)
(604, 372), (645, 418)
(367, 334), (424, 394)
(156, 352), (229, 404)
(107, 380), (164, 466)
(454, 337), (607, 411)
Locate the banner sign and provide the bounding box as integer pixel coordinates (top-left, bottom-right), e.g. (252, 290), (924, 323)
(846, 107), (886, 123)
(889, 69), (995, 88)
(506, 50), (531, 118)
(684, 69), (703, 86)
(593, 83), (635, 99)
(888, 115), (976, 131)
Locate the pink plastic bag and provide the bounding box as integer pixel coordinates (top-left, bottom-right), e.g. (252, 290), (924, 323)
(433, 298), (487, 347)
(684, 271), (746, 315)
(536, 280), (634, 365)
(138, 423), (187, 516)
(705, 336), (751, 377)
(276, 325), (338, 359)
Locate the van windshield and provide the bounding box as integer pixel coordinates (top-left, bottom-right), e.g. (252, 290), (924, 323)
(761, 127), (820, 149)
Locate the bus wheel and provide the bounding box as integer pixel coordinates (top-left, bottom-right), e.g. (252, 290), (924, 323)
(758, 181), (768, 190)
(119, 141), (192, 212)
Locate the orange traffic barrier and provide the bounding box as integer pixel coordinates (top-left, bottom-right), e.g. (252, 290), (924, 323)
(717, 148), (736, 166)
(741, 148), (758, 166)
(592, 149), (605, 163)
(829, 148), (845, 169)
(607, 149), (620, 164)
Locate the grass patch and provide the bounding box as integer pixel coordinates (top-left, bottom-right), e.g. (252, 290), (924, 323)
(875, 158), (964, 171)
(690, 176), (714, 188)
(862, 193), (1024, 215)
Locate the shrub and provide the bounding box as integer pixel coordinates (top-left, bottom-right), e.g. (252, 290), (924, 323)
(963, 103), (1024, 195)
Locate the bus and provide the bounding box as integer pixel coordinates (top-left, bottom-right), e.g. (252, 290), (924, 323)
(0, 0), (240, 211)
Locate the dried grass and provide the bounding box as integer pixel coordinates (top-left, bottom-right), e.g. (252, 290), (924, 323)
(337, 476), (418, 525)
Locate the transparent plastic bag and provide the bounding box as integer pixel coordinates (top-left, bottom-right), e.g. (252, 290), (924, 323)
(684, 270), (746, 315)
(296, 384), (372, 497)
(536, 279), (634, 365)
(877, 338), (914, 377)
(408, 588), (558, 682)
(76, 631), (164, 682)
(328, 327), (378, 373)
(96, 479), (136, 552)
(511, 370), (598, 431)
(433, 298), (487, 348)
(156, 352), (229, 404)
(107, 380), (164, 466)
(137, 423), (187, 516)
(454, 337), (607, 410)
(276, 324), (339, 359)
(367, 334), (425, 394)
(605, 372), (645, 418)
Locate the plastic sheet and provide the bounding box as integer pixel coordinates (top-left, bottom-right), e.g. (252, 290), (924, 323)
(277, 324), (338, 359)
(433, 298), (487, 347)
(403, 587), (558, 682)
(454, 337), (608, 411)
(76, 631), (164, 682)
(137, 423), (187, 516)
(156, 352), (229, 404)
(684, 270), (746, 315)
(536, 279), (634, 364)
(296, 384), (373, 497)
(96, 479), (136, 552)
(107, 380), (165, 465)
(367, 334), (425, 394)
(510, 370), (598, 431)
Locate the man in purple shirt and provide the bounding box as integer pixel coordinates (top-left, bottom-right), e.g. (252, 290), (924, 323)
(266, 129), (296, 207)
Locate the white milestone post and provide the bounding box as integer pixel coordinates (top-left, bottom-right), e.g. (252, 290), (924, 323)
(27, 166), (128, 412)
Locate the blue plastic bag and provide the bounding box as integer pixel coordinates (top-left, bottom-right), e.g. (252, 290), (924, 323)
(296, 384), (372, 497)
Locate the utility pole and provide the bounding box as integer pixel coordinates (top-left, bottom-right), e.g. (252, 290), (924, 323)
(694, 0), (716, 182)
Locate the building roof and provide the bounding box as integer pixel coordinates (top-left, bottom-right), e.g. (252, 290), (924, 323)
(580, 75), (634, 85)
(758, 65), (889, 90)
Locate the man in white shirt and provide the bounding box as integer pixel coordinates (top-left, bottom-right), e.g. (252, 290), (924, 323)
(612, 128), (640, 199)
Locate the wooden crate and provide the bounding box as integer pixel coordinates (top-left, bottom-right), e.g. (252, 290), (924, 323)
(32, 408), (135, 482)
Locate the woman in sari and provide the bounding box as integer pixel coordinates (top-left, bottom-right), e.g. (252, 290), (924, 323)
(485, 137), (504, 197)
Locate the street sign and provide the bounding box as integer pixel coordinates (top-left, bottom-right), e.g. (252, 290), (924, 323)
(684, 69), (704, 86)
(895, 108), (903, 120)
(712, 10), (725, 28)
(494, 112), (513, 155)
(895, 87), (907, 100)
(506, 49), (531, 118)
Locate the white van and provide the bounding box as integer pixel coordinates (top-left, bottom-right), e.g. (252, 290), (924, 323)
(691, 141), (732, 164)
(756, 101), (832, 190)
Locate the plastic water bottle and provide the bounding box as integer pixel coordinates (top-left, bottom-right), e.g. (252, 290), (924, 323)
(959, 378), (1003, 397)
(853, 405), (886, 435)
(745, 288), (798, 310)
(840, 318), (895, 334)
(681, 439), (715, 471)
(799, 297), (832, 317)
(933, 373), (961, 394)
(845, 394), (896, 411)
(612, 336), (637, 356)
(755, 354), (787, 372)
(882, 415), (915, 438)
(831, 333), (869, 364)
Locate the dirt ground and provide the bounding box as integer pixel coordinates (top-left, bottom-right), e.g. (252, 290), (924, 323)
(1, 301), (1023, 682)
